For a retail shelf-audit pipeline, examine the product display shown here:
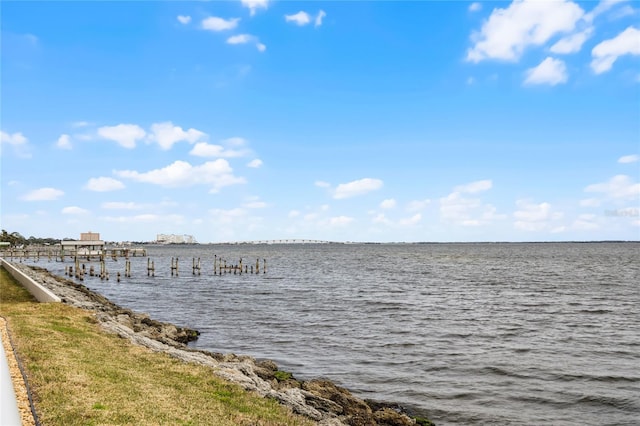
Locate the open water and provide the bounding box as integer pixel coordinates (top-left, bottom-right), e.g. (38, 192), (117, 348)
(26, 242), (640, 425)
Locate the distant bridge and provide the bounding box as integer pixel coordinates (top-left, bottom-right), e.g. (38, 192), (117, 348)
(219, 239), (340, 245)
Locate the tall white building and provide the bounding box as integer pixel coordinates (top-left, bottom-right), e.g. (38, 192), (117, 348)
(156, 234), (197, 244)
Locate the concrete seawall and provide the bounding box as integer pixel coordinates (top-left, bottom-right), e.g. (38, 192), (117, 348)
(0, 258), (61, 303)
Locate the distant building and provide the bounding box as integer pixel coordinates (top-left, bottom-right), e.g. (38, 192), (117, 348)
(156, 234), (197, 244)
(80, 232), (100, 241)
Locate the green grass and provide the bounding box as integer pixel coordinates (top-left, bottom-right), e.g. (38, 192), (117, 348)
(0, 266), (313, 426)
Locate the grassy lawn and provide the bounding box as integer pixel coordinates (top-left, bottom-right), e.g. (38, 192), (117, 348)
(0, 266), (314, 426)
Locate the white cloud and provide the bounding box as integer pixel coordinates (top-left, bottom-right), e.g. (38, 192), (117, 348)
(524, 57), (568, 85)
(148, 122), (206, 150)
(572, 213), (600, 230)
(584, 0), (628, 23)
(399, 213), (422, 226)
(241, 0), (269, 16)
(85, 177), (126, 192)
(226, 34), (266, 51)
(440, 181), (504, 226)
(1, 131), (27, 145)
(466, 0), (584, 62)
(115, 160), (246, 193)
(454, 179), (492, 193)
(21, 187), (64, 201)
(591, 26), (640, 74)
(585, 174), (640, 200)
(380, 199), (396, 209)
(315, 180), (331, 188)
(333, 178), (383, 199)
(101, 201), (144, 210)
(223, 136), (246, 146)
(62, 206), (89, 215)
(97, 124), (146, 149)
(177, 15), (191, 25)
(285, 11), (311, 26)
(469, 2), (482, 12)
(618, 154), (639, 163)
(288, 210), (300, 218)
(71, 121), (91, 128)
(201, 16), (240, 31)
(328, 216), (354, 227)
(440, 192), (482, 224)
(513, 199), (563, 231)
(56, 134), (72, 150)
(227, 34), (251, 44)
(190, 143), (226, 157)
(315, 10), (326, 27)
(247, 159), (263, 168)
(550, 28), (593, 54)
(372, 213), (391, 225)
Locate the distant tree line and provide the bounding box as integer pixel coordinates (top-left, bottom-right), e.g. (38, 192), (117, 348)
(1, 229), (67, 247)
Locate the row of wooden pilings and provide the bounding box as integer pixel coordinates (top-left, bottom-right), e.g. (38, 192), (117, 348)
(63, 257), (267, 282)
(65, 259), (133, 282)
(171, 256), (267, 276)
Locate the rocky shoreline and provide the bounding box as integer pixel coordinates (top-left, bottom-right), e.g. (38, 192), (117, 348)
(12, 263), (433, 426)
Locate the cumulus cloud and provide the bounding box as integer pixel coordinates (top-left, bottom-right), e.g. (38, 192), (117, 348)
(469, 2), (482, 12)
(85, 177), (125, 192)
(97, 124), (146, 149)
(247, 159), (263, 168)
(202, 16), (240, 31)
(466, 0), (584, 62)
(380, 199), (396, 209)
(334, 178), (383, 199)
(399, 213), (422, 226)
(315, 10), (326, 27)
(572, 213), (600, 231)
(440, 180), (503, 226)
(524, 57), (568, 85)
(285, 11), (311, 26)
(328, 216), (354, 227)
(1, 130), (31, 157)
(591, 26), (640, 74)
(148, 122), (206, 150)
(584, 174), (640, 200)
(618, 154), (639, 163)
(177, 15), (191, 24)
(550, 28), (593, 54)
(454, 179), (492, 193)
(226, 34), (266, 51)
(513, 199), (563, 231)
(56, 134), (72, 150)
(1, 131), (28, 146)
(21, 187), (64, 201)
(241, 0), (269, 16)
(115, 160), (246, 193)
(62, 206), (89, 215)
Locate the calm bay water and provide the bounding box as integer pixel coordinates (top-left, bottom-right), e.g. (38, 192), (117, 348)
(29, 242), (640, 425)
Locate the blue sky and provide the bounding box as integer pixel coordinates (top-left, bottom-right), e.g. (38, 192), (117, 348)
(1, 0), (639, 243)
